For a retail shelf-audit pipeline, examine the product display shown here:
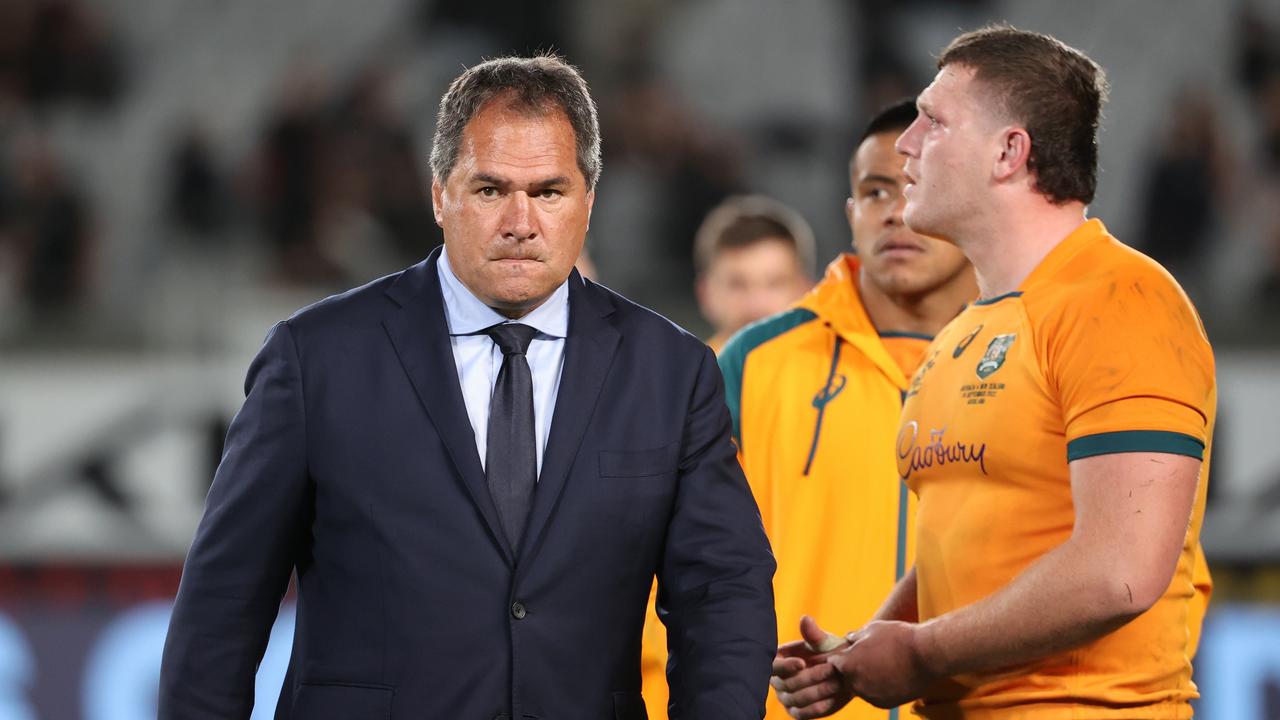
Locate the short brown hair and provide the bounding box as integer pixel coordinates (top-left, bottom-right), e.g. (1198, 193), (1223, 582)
(693, 195), (816, 277)
(939, 24), (1109, 205)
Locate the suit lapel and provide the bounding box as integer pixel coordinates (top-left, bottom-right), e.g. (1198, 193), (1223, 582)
(517, 273), (620, 567)
(382, 248), (515, 565)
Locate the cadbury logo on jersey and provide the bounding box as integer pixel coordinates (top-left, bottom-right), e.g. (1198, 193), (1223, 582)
(975, 333), (1017, 380)
(896, 421), (988, 480)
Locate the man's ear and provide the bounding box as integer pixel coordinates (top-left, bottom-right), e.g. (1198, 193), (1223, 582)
(431, 179), (445, 227)
(845, 196), (862, 254)
(993, 127), (1032, 183)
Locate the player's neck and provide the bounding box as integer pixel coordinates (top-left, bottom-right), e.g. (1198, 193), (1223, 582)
(859, 269), (978, 338)
(964, 201), (1089, 300)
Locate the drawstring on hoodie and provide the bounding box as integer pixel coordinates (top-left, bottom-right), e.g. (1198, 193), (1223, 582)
(803, 334), (845, 476)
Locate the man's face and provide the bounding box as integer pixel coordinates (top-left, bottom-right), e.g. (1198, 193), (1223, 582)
(848, 130), (971, 298)
(894, 64), (996, 241)
(698, 238), (810, 338)
(432, 99), (594, 317)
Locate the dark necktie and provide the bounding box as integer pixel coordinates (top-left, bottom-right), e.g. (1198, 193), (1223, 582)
(484, 323), (539, 552)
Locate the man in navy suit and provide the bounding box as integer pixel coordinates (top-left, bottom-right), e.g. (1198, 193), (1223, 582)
(158, 55), (776, 720)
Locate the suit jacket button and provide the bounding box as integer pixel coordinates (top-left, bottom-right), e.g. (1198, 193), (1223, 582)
(510, 601), (527, 619)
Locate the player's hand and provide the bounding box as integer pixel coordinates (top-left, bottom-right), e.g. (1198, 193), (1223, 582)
(829, 620), (940, 709)
(771, 616), (853, 718)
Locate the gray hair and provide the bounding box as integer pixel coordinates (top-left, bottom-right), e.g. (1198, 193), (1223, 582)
(430, 54), (602, 190)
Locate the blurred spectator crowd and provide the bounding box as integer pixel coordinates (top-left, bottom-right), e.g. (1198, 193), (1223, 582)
(1236, 4), (1280, 318)
(1134, 3), (1280, 328)
(0, 0), (1276, 347)
(0, 0), (122, 328)
(0, 0), (959, 345)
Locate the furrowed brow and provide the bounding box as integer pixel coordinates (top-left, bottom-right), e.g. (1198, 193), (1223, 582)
(531, 176), (571, 191)
(470, 173), (572, 192)
(471, 173), (510, 189)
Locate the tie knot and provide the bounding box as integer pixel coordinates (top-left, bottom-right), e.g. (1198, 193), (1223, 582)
(486, 323), (538, 356)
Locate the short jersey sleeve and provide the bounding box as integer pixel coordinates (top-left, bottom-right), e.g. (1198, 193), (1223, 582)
(1037, 263), (1215, 462)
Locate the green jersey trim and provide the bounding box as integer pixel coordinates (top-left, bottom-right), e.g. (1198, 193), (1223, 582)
(972, 291), (1024, 306)
(1066, 430), (1205, 462)
(718, 308), (820, 446)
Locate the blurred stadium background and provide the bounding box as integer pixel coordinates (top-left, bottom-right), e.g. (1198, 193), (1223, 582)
(0, 0), (1278, 717)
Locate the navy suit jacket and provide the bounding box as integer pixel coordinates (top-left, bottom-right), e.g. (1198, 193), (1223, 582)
(159, 248), (777, 720)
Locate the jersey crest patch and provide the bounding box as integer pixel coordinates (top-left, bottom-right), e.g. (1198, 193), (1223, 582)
(975, 333), (1016, 379)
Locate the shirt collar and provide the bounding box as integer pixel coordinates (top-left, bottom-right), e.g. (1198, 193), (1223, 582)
(437, 247), (570, 339)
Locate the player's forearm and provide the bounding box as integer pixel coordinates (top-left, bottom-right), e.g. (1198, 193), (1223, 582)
(913, 537), (1145, 678)
(872, 567), (918, 623)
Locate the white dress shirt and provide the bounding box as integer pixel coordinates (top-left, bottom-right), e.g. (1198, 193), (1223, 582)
(437, 248), (568, 478)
